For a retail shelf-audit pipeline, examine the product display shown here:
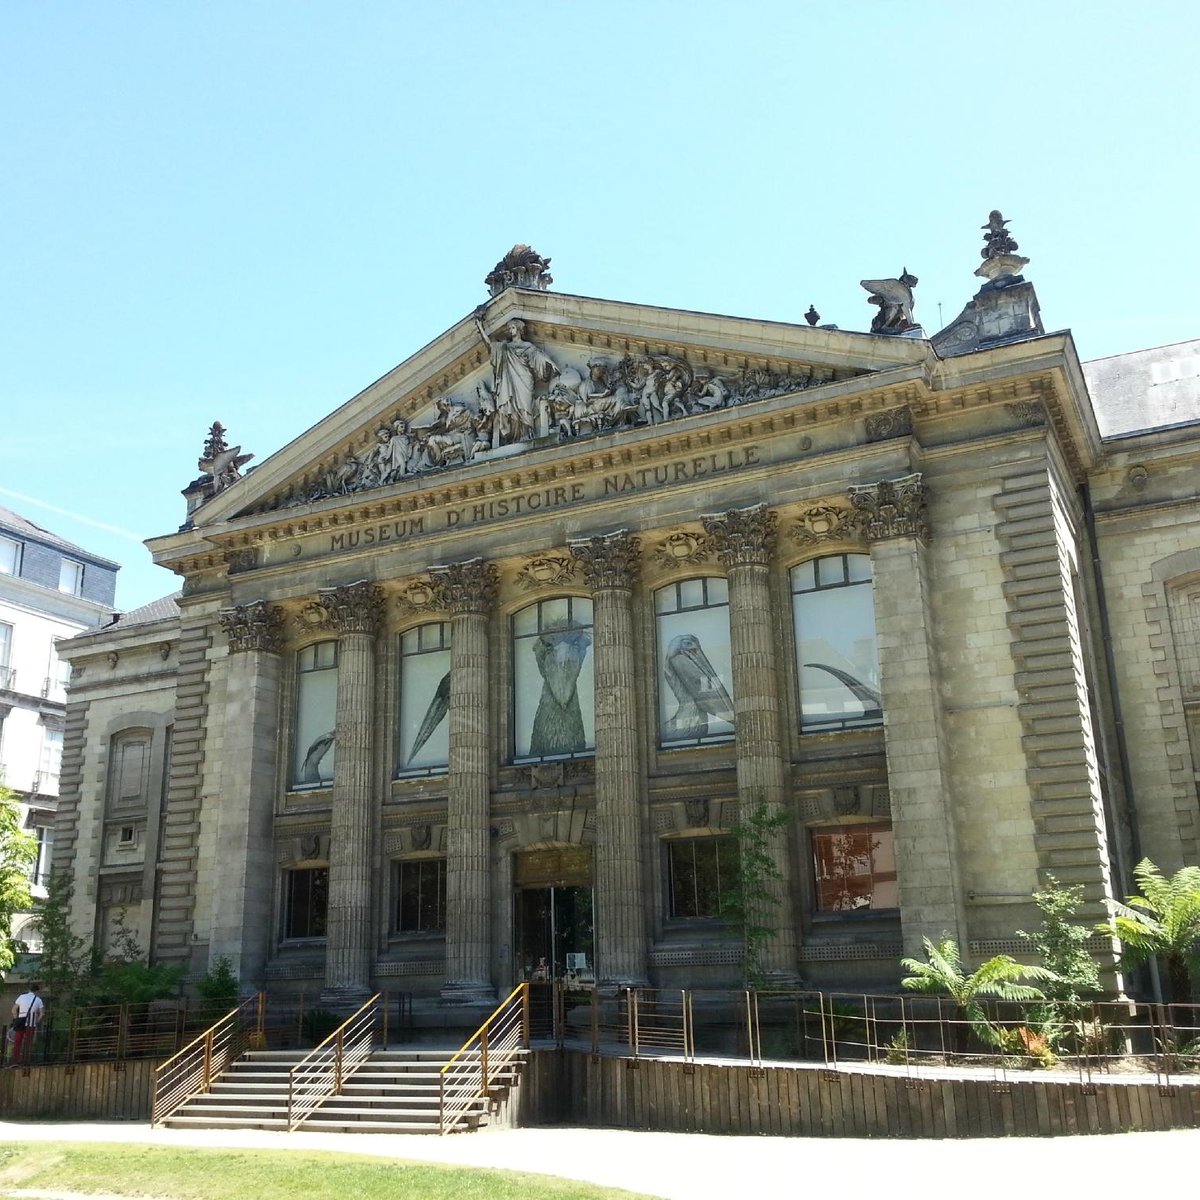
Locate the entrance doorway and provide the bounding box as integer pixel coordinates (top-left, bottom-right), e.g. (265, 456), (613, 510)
(515, 885), (595, 983)
(513, 846), (594, 983)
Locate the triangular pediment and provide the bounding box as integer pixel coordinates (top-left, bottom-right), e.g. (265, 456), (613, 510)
(190, 287), (931, 530)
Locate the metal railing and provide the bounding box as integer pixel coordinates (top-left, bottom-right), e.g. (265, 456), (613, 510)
(556, 987), (1200, 1085)
(152, 994), (261, 1125)
(287, 993), (383, 1130)
(439, 983), (530, 1135)
(0, 666), (15, 691)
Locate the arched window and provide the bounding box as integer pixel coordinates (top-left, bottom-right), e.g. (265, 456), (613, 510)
(792, 554), (881, 731)
(292, 641), (338, 788)
(655, 578), (734, 747)
(512, 597), (594, 760)
(395, 622), (451, 775)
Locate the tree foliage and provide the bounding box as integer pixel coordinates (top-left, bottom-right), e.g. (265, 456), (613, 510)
(0, 778), (37, 976)
(720, 791), (791, 987)
(1096, 858), (1200, 1004)
(1017, 876), (1102, 1004)
(32, 872), (96, 1005)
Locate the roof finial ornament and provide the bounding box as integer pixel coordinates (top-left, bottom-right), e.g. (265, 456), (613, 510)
(198, 422), (253, 495)
(804, 305), (820, 327)
(975, 210), (1030, 287)
(485, 245), (553, 298)
(860, 269), (919, 335)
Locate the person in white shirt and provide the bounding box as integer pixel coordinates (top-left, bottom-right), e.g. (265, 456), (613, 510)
(10, 983), (44, 1067)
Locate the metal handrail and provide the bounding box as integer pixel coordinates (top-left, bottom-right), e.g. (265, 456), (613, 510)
(439, 983), (529, 1135)
(152, 994), (259, 1125)
(287, 993), (382, 1130)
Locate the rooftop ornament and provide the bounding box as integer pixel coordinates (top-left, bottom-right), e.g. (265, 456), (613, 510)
(860, 269), (919, 334)
(485, 244), (553, 298)
(198, 422), (253, 496)
(975, 210), (1030, 288)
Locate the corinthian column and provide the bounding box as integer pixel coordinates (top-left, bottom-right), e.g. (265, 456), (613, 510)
(318, 581), (385, 1001)
(430, 558), (498, 1003)
(569, 531), (649, 989)
(214, 601), (285, 990)
(847, 473), (967, 954)
(701, 504), (798, 981)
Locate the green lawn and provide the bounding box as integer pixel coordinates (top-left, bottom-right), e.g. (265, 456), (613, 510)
(0, 1143), (660, 1200)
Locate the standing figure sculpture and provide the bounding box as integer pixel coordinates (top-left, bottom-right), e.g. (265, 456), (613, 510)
(475, 316), (558, 444)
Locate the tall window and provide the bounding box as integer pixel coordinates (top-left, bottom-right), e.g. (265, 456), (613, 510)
(395, 623), (451, 775)
(792, 554), (881, 731)
(655, 578), (734, 747)
(512, 597), (594, 760)
(0, 622), (12, 690)
(38, 727), (63, 793)
(811, 824), (897, 912)
(58, 558), (84, 595)
(0, 536), (20, 576)
(393, 859), (446, 933)
(284, 868), (328, 939)
(292, 641), (338, 788)
(667, 837), (736, 919)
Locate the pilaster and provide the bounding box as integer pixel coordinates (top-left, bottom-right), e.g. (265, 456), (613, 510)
(318, 581), (385, 1001)
(431, 558), (498, 1002)
(848, 473), (968, 955)
(569, 530), (649, 988)
(212, 600), (285, 988)
(701, 504), (798, 980)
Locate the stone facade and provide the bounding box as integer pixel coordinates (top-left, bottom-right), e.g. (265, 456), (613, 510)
(50, 235), (1200, 1001)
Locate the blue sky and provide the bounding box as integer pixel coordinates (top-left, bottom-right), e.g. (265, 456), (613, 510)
(3, 2), (1196, 610)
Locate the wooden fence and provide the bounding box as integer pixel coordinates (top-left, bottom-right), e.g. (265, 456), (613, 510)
(0, 1059), (153, 1120)
(520, 1049), (1200, 1138)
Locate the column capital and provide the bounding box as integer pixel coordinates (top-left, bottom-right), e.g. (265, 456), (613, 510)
(700, 504), (777, 567)
(847, 472), (929, 544)
(315, 580), (386, 634)
(219, 600), (286, 654)
(568, 530), (641, 591)
(429, 557), (498, 615)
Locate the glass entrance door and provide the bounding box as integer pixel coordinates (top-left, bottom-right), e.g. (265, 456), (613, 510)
(515, 885), (594, 983)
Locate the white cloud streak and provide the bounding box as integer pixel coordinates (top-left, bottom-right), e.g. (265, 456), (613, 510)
(0, 487), (147, 542)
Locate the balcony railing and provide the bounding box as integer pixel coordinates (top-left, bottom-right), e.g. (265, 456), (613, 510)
(41, 676), (66, 702)
(0, 666), (14, 691)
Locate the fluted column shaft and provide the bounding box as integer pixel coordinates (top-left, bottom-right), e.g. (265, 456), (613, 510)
(702, 505), (798, 980)
(320, 582), (384, 999)
(432, 559), (498, 1002)
(214, 602), (285, 990)
(570, 532), (648, 989)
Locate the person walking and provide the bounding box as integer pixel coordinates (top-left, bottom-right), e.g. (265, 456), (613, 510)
(10, 983), (45, 1067)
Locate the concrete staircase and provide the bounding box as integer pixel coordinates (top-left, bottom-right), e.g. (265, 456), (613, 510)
(160, 1047), (525, 1134)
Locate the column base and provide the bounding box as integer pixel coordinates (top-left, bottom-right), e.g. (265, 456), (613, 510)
(439, 980), (497, 1006)
(319, 985), (374, 1011)
(597, 976), (650, 995)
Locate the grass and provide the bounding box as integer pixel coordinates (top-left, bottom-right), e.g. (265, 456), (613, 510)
(0, 1143), (659, 1200)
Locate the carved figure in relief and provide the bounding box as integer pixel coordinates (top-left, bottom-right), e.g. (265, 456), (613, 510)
(582, 359), (637, 427)
(690, 371), (729, 412)
(663, 633), (734, 740)
(475, 316), (558, 442)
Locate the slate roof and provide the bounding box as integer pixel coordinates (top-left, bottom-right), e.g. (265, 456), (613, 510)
(0, 505), (122, 567)
(1084, 338), (1200, 439)
(105, 592), (182, 629)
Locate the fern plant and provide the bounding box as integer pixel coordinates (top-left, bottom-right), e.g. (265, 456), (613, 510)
(1096, 858), (1200, 1004)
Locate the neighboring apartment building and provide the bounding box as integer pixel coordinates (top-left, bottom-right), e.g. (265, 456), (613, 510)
(0, 506), (118, 950)
(50, 224), (1200, 1008)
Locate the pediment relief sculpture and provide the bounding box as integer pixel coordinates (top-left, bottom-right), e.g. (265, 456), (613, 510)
(257, 330), (856, 513)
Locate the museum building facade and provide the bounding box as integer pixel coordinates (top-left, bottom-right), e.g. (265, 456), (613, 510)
(50, 229), (1200, 1002)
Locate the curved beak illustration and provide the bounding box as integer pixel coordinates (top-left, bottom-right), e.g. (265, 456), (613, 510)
(804, 662), (882, 720)
(408, 670), (451, 763)
(663, 633), (734, 739)
(529, 623), (592, 756)
(300, 730), (335, 784)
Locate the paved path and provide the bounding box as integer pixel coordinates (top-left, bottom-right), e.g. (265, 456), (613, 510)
(3, 1121), (1200, 1200)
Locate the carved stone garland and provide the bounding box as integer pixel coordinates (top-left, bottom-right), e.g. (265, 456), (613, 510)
(789, 505), (862, 548)
(219, 601), (286, 654)
(847, 473), (930, 544)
